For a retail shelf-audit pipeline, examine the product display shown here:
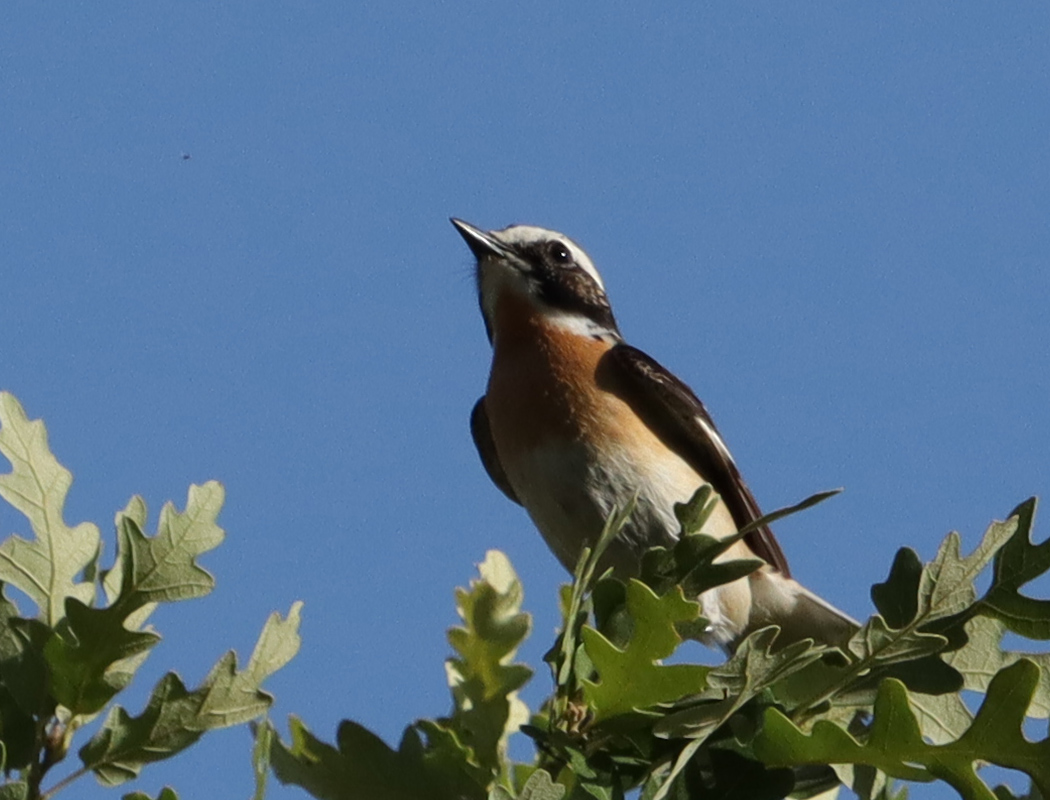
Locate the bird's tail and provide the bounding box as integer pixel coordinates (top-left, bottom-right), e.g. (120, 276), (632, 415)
(746, 569), (859, 649)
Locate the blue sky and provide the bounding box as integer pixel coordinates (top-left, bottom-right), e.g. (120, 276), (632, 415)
(2, 3), (1048, 798)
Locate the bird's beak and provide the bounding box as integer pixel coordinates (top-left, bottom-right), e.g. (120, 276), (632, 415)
(451, 218), (510, 259)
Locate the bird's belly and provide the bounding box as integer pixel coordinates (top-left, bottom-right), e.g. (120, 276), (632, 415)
(505, 437), (719, 575)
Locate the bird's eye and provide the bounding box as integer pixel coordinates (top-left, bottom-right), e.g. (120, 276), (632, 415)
(548, 241), (573, 265)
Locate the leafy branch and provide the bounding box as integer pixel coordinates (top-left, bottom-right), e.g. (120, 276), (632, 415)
(267, 483), (1050, 800)
(0, 392), (302, 800)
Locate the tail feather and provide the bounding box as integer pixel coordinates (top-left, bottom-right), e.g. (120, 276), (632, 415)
(747, 569), (859, 649)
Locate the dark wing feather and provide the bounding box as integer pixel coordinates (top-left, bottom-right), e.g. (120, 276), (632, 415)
(606, 344), (791, 576)
(470, 397), (522, 505)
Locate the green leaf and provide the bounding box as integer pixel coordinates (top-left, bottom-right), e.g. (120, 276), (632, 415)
(0, 686), (35, 770)
(489, 769), (565, 800)
(197, 601), (302, 727)
(516, 770), (565, 800)
(79, 603), (302, 785)
(991, 781), (1044, 800)
(654, 627), (824, 740)
(871, 548), (923, 629)
(0, 782), (28, 800)
(44, 484), (228, 717)
(554, 500), (635, 692)
(43, 597), (160, 715)
(80, 672), (206, 785)
(735, 488), (843, 538)
(755, 660), (1050, 800)
(642, 486), (839, 600)
(0, 392), (100, 625)
(983, 499), (1050, 639)
(0, 586), (51, 720)
(270, 716), (454, 800)
(711, 627), (829, 698)
(665, 749), (795, 800)
(253, 719), (274, 800)
(581, 580), (708, 721)
(443, 551), (532, 777)
(122, 787), (179, 800)
(846, 614), (948, 666)
(672, 485), (718, 535)
(413, 721), (493, 798)
(793, 518), (1027, 721)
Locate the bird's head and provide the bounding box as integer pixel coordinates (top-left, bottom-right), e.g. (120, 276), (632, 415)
(451, 219), (621, 344)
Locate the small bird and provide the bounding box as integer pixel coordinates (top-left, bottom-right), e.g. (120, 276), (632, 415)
(453, 218), (857, 651)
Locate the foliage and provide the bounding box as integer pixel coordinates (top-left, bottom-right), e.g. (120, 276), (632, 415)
(266, 551), (532, 800)
(268, 481), (1050, 800)
(0, 392), (302, 799)
(7, 388), (1047, 800)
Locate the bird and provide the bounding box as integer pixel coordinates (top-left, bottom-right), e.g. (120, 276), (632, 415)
(452, 218), (857, 652)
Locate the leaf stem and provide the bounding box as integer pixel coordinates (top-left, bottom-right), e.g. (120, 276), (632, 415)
(39, 766), (89, 800)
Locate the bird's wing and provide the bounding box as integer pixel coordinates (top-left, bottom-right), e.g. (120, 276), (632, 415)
(607, 344), (791, 576)
(470, 397), (522, 505)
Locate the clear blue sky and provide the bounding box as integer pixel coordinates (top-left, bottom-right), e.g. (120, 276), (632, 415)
(2, 3), (1048, 798)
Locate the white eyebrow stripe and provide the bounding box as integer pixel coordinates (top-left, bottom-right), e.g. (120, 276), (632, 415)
(492, 224), (606, 290)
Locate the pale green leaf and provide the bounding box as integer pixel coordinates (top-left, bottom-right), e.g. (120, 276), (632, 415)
(109, 482), (226, 611)
(42, 487), (240, 718)
(907, 691), (974, 745)
(443, 551), (532, 779)
(514, 770), (565, 800)
(943, 616), (1050, 718)
(197, 601), (303, 727)
(0, 392), (100, 625)
(919, 520), (1017, 624)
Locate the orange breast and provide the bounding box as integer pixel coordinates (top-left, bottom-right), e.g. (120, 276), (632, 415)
(484, 292), (652, 461)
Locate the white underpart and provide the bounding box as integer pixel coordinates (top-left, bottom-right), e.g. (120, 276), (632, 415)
(505, 437), (748, 647)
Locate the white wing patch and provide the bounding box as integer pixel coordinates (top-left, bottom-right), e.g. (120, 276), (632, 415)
(693, 414), (735, 467)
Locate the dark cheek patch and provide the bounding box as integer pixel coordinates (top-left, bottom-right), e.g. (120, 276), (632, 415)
(539, 267), (617, 331)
